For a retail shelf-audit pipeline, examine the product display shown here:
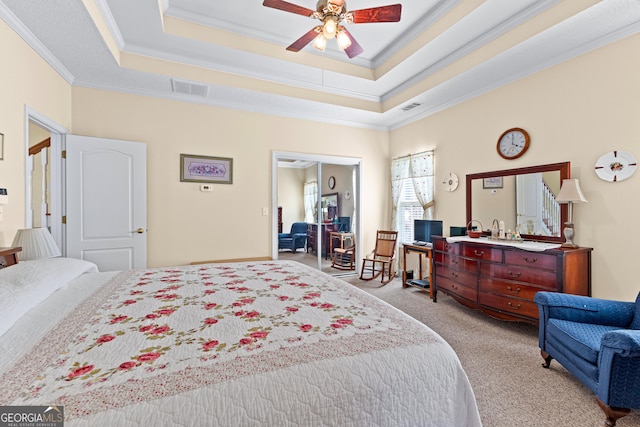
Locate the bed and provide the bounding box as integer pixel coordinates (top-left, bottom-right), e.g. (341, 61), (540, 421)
(0, 258), (481, 426)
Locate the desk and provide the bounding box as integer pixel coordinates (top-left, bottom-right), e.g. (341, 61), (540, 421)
(402, 243), (433, 299)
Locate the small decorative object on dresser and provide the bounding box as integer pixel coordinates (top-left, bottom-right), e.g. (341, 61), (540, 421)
(432, 236), (592, 324)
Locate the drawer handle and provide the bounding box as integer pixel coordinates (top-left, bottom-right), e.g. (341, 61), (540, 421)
(507, 286), (521, 294)
(523, 256), (538, 263)
(451, 258), (459, 264)
(474, 250), (484, 257)
(451, 272), (459, 278)
(507, 271), (521, 278)
(507, 302), (521, 310)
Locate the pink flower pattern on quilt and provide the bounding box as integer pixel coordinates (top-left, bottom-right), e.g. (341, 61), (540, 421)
(17, 262), (399, 403)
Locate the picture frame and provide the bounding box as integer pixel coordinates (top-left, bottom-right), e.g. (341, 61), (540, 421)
(180, 154), (233, 184)
(483, 176), (503, 189)
(0, 133), (4, 160)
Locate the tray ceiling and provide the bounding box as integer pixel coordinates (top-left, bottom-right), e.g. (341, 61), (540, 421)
(1, 0), (639, 129)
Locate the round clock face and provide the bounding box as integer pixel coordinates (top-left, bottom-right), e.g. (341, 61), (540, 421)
(594, 150), (637, 182)
(497, 128), (530, 160)
(328, 176), (336, 189)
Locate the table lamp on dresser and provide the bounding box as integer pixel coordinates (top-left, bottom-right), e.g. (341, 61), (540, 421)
(555, 179), (588, 248)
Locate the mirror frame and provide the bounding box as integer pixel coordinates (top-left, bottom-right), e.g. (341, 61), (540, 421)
(466, 162), (570, 243)
(321, 192), (339, 221)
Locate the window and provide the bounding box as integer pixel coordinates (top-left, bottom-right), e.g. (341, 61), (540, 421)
(397, 179), (429, 243)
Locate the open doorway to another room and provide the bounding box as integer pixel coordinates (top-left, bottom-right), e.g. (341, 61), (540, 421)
(272, 152), (360, 277)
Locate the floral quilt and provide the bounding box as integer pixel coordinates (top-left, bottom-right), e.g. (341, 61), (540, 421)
(1, 261), (443, 420)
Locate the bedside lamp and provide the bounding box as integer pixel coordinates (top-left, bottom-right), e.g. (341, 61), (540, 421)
(11, 228), (61, 260)
(555, 179), (588, 248)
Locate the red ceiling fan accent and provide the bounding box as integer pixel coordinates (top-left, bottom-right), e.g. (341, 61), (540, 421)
(262, 0), (402, 58)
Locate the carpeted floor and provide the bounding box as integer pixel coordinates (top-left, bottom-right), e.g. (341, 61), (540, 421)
(342, 275), (640, 427)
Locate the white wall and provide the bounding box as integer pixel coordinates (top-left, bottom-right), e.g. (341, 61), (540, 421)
(390, 33), (640, 301)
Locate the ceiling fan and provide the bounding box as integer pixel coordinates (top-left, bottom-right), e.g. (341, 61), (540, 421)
(262, 0), (402, 58)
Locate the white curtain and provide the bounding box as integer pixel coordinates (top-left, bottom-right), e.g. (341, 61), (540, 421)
(303, 181), (317, 223)
(410, 151), (435, 219)
(391, 157), (410, 231)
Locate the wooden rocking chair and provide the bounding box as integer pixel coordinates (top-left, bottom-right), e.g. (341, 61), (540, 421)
(359, 230), (398, 285)
(331, 244), (356, 270)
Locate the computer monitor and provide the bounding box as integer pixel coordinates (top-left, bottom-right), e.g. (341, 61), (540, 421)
(337, 216), (350, 232)
(414, 220), (443, 243)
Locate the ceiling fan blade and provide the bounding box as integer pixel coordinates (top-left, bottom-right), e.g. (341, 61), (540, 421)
(350, 4), (402, 23)
(262, 0), (315, 17)
(286, 27), (320, 52)
(341, 28), (364, 58)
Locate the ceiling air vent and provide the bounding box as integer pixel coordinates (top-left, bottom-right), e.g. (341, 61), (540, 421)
(171, 79), (209, 97)
(401, 102), (422, 112)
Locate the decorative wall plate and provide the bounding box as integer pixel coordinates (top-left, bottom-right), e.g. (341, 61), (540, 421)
(443, 172), (459, 192)
(594, 150), (637, 182)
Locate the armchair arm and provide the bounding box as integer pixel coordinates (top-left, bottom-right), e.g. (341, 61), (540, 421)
(535, 292), (635, 328)
(597, 330), (640, 408)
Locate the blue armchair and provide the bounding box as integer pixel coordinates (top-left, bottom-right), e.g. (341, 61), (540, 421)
(535, 291), (640, 426)
(278, 222), (307, 252)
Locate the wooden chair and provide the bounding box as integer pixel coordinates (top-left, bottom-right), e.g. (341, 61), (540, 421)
(331, 244), (356, 270)
(359, 230), (398, 285)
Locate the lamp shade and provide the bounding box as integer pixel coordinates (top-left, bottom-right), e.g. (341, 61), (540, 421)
(555, 179), (588, 203)
(11, 228), (61, 260)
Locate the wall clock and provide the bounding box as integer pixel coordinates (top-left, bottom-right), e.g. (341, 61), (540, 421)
(442, 172), (459, 192)
(328, 176), (336, 189)
(497, 128), (530, 160)
(594, 150), (637, 182)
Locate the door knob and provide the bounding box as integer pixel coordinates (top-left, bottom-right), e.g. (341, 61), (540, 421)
(133, 228), (145, 234)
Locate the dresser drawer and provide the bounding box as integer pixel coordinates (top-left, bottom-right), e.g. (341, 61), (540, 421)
(479, 278), (549, 300)
(437, 276), (477, 302)
(436, 265), (477, 288)
(461, 244), (503, 263)
(504, 250), (557, 271)
(480, 263), (558, 289)
(478, 292), (539, 319)
(441, 254), (478, 275)
(434, 239), (460, 254)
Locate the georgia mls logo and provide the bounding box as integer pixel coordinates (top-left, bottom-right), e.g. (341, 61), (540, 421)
(0, 405), (64, 426)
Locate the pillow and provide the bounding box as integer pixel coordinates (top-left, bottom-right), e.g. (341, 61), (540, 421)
(630, 292), (640, 330)
(0, 257), (99, 337)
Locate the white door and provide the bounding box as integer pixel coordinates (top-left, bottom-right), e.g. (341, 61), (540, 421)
(516, 173), (542, 235)
(66, 135), (147, 271)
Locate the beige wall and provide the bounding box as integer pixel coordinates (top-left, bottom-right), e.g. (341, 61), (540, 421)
(71, 88), (390, 267)
(390, 34), (640, 301)
(0, 19), (72, 245)
(277, 167), (305, 231)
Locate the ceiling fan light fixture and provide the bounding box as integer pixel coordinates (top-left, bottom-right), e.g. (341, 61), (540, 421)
(322, 18), (337, 39)
(313, 34), (327, 51)
(336, 28), (351, 50)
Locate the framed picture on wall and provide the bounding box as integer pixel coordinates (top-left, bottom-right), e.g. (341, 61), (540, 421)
(180, 154), (233, 184)
(482, 176), (503, 189)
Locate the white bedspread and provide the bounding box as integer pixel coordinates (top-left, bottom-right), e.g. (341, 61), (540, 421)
(0, 260), (481, 426)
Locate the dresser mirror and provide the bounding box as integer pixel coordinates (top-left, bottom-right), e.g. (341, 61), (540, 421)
(466, 162), (570, 243)
(321, 192), (339, 221)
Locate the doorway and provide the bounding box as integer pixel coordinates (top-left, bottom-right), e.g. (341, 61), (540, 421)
(272, 151), (361, 276)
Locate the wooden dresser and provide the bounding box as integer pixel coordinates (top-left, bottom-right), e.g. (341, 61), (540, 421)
(433, 236), (591, 324)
